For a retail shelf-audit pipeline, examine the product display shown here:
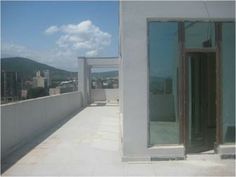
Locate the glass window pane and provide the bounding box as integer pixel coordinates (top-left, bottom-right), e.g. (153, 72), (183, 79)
(222, 22), (235, 143)
(185, 22), (215, 48)
(148, 22), (179, 145)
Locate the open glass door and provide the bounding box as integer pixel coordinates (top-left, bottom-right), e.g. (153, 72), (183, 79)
(186, 52), (216, 153)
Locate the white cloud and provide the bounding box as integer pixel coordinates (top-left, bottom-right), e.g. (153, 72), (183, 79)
(1, 43), (38, 59)
(44, 26), (59, 34)
(61, 20), (92, 34)
(44, 20), (112, 57)
(1, 20), (112, 72)
(86, 50), (98, 57)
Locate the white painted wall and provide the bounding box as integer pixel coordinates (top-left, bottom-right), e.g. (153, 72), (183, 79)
(1, 92), (83, 161)
(120, 1), (235, 160)
(91, 89), (119, 103)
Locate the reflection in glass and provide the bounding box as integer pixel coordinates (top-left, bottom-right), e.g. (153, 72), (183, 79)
(222, 22), (235, 143)
(148, 22), (179, 145)
(185, 22), (215, 48)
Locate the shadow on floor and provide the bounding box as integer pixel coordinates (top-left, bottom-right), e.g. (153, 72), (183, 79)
(88, 101), (119, 107)
(1, 107), (84, 173)
(90, 102), (107, 106)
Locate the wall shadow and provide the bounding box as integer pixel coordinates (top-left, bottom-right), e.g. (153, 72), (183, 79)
(1, 107), (84, 173)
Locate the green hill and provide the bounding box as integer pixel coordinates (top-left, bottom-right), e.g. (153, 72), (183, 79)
(1, 57), (118, 82)
(1, 57), (77, 81)
(92, 70), (118, 79)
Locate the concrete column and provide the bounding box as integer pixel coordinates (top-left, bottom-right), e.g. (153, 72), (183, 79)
(118, 58), (123, 114)
(78, 57), (88, 106)
(87, 66), (92, 104)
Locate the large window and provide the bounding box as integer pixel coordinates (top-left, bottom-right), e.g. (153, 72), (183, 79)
(222, 22), (235, 143)
(148, 21), (235, 146)
(185, 22), (216, 48)
(148, 22), (179, 145)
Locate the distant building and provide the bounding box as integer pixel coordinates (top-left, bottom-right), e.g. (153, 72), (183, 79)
(91, 79), (103, 89)
(43, 70), (51, 88)
(21, 90), (28, 99)
(24, 80), (33, 90)
(49, 88), (60, 95)
(57, 80), (77, 93)
(1, 71), (22, 103)
(33, 71), (45, 88)
(91, 77), (118, 89)
(112, 79), (119, 88)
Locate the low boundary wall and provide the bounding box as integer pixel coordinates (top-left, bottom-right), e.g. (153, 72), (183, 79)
(91, 89), (119, 103)
(1, 91), (83, 161)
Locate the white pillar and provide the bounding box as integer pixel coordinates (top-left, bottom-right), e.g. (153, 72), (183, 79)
(88, 66), (92, 104)
(87, 66), (92, 104)
(78, 57), (88, 106)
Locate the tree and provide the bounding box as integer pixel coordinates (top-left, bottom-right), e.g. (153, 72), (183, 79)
(27, 87), (48, 99)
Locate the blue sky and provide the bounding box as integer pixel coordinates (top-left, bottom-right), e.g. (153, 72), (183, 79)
(1, 1), (119, 71)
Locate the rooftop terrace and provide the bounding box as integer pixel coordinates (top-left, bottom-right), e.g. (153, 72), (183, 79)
(2, 100), (235, 176)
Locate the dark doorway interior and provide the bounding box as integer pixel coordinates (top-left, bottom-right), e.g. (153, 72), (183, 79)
(187, 52), (216, 153)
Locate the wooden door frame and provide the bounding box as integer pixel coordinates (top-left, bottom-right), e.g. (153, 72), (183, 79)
(181, 48), (222, 153)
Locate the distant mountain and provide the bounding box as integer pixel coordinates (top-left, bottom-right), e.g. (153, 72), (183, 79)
(1, 57), (118, 82)
(1, 57), (77, 81)
(92, 70), (118, 79)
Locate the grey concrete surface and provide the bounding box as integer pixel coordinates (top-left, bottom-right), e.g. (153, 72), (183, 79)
(1, 92), (83, 161)
(120, 1), (235, 159)
(2, 103), (235, 176)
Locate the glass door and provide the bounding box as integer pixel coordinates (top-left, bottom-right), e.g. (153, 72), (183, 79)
(148, 21), (180, 145)
(186, 52), (216, 153)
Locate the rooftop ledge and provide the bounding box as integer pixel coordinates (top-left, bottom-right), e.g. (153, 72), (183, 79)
(1, 91), (80, 107)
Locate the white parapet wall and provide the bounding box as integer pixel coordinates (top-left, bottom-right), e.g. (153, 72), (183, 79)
(1, 91), (83, 161)
(91, 89), (119, 103)
(217, 144), (236, 158)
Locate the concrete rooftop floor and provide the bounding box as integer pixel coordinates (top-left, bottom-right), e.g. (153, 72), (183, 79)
(2, 102), (235, 176)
